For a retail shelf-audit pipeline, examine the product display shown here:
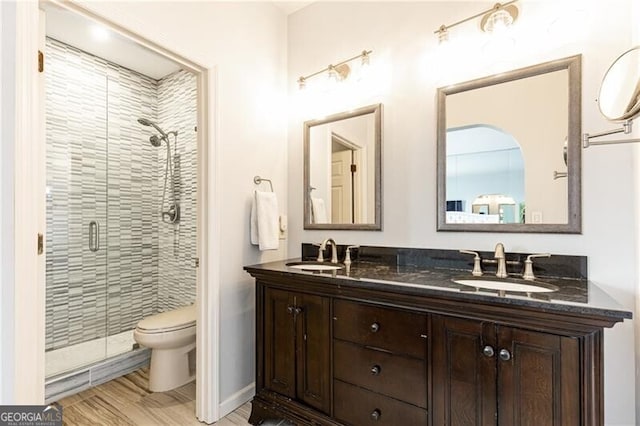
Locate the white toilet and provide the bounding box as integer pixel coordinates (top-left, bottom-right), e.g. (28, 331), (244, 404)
(133, 304), (197, 392)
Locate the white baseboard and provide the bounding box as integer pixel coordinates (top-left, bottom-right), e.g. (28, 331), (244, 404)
(219, 382), (255, 418)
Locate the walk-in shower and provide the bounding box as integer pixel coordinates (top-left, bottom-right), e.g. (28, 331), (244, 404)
(138, 118), (180, 224)
(44, 34), (198, 395)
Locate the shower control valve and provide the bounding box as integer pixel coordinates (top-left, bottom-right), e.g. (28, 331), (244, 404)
(162, 203), (180, 224)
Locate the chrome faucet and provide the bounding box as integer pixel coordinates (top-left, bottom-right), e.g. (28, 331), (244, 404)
(317, 238), (338, 263)
(494, 243), (508, 278)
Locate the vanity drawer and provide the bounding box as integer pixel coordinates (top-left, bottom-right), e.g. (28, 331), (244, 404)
(333, 300), (428, 358)
(334, 340), (427, 408)
(334, 380), (428, 426)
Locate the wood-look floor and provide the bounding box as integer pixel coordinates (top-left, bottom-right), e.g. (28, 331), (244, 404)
(56, 368), (284, 425)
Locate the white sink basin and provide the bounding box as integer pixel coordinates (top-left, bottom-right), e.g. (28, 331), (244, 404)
(286, 261), (344, 271)
(454, 279), (558, 294)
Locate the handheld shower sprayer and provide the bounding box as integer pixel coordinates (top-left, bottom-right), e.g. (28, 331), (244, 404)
(137, 118), (168, 137)
(137, 117), (180, 224)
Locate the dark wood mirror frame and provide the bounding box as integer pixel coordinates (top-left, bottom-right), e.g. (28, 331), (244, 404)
(437, 55), (582, 234)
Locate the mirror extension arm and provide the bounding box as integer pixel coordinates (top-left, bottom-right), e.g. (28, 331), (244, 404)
(583, 120), (640, 148)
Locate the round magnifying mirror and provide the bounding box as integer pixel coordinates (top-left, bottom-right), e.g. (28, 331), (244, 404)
(598, 46), (640, 122)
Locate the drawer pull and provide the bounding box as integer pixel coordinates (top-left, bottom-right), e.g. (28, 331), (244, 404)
(370, 365), (381, 376)
(370, 322), (380, 333)
(370, 409), (381, 421)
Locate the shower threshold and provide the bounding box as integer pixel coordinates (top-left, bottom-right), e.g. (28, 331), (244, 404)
(46, 329), (137, 378)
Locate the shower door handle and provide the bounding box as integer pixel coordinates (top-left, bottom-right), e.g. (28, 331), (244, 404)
(89, 221), (100, 252)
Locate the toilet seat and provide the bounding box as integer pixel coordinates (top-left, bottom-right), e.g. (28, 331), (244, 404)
(136, 305), (196, 334)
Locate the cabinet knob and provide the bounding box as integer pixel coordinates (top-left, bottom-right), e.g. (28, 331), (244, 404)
(370, 365), (381, 376)
(286, 305), (294, 314)
(370, 322), (380, 333)
(482, 345), (495, 358)
(294, 307), (303, 315)
(370, 409), (381, 421)
(499, 348), (512, 361)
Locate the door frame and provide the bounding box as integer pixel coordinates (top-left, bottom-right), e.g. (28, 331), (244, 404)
(13, 0), (220, 421)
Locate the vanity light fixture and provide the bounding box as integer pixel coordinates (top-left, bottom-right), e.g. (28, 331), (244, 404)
(297, 49), (373, 90)
(435, 1), (519, 44)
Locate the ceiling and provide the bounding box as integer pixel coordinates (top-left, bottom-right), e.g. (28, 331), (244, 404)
(272, 1), (314, 15)
(42, 2), (181, 80)
(42, 1), (313, 79)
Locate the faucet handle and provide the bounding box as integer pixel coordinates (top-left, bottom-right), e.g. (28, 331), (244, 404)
(459, 250), (483, 277)
(315, 243), (325, 262)
(522, 253), (551, 281)
(344, 245), (359, 265)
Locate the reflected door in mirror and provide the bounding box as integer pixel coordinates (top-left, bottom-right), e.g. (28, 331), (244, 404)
(304, 104), (382, 230)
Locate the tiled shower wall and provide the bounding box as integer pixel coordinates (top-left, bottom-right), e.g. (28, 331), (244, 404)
(45, 38), (197, 352)
(157, 70), (198, 311)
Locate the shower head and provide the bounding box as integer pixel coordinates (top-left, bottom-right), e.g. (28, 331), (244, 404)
(149, 135), (163, 147)
(137, 117), (168, 137)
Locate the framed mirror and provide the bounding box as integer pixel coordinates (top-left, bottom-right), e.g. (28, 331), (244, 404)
(304, 104), (382, 230)
(437, 55), (582, 233)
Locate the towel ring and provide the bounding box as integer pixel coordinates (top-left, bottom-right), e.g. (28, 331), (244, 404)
(253, 175), (274, 192)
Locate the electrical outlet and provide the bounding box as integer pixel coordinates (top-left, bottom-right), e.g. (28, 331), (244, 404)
(532, 211), (543, 224)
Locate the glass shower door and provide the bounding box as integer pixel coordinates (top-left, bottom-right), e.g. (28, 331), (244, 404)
(45, 38), (109, 378)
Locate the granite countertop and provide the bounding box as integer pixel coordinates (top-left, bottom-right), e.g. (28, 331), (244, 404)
(245, 258), (632, 321)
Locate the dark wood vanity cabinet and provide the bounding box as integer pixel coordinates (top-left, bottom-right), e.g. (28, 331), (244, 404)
(333, 300), (429, 425)
(263, 287), (331, 414)
(432, 315), (580, 426)
(247, 269), (621, 426)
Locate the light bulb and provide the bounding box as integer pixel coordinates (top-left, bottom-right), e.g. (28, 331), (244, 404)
(91, 25), (110, 42)
(361, 51), (370, 66)
(485, 9), (513, 33)
(438, 27), (450, 45)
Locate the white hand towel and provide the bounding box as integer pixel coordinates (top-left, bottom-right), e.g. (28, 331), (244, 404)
(311, 197), (327, 224)
(250, 190), (279, 250)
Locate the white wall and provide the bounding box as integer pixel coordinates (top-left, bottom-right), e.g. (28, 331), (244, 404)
(288, 2), (637, 424)
(632, 0), (640, 421)
(71, 0), (289, 416)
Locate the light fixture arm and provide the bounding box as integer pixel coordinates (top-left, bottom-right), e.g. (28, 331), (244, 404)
(297, 49), (372, 87)
(435, 0), (518, 35)
(583, 120), (640, 148)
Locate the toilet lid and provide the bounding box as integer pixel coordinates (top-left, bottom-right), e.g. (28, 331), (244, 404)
(137, 304), (196, 333)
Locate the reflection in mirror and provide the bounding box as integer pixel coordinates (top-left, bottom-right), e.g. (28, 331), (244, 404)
(447, 125), (524, 224)
(437, 55), (582, 233)
(304, 104), (382, 230)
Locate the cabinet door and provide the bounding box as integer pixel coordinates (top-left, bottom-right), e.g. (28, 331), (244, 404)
(496, 326), (580, 426)
(264, 288), (296, 399)
(296, 293), (331, 414)
(432, 315), (497, 426)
